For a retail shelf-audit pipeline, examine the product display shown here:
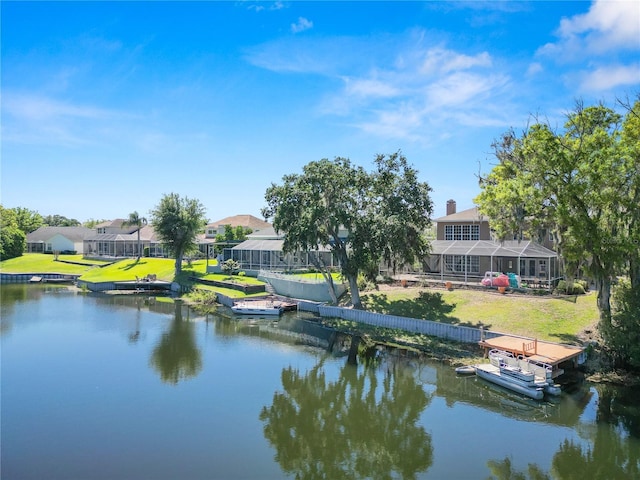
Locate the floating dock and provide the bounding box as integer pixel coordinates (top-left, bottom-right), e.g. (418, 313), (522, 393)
(479, 335), (585, 378)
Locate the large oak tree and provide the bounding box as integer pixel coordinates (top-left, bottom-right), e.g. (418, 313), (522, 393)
(262, 152), (433, 309)
(474, 100), (639, 333)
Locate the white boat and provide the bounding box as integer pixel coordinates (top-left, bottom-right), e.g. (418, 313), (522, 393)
(474, 349), (561, 400)
(231, 300), (284, 316)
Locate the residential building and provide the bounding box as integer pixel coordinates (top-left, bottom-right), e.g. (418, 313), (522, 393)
(198, 214), (271, 257)
(26, 226), (94, 254)
(221, 225), (339, 274)
(425, 200), (560, 286)
(83, 220), (166, 258)
(204, 214), (271, 238)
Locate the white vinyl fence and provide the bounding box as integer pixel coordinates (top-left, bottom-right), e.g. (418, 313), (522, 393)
(298, 303), (502, 344)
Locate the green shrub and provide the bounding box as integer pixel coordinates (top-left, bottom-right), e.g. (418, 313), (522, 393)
(555, 280), (586, 295)
(357, 274), (377, 292)
(186, 289), (218, 305)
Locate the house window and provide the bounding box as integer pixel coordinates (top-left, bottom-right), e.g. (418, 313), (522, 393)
(444, 255), (479, 273)
(445, 224), (479, 241)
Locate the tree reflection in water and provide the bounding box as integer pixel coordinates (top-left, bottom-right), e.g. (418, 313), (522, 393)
(487, 457), (550, 480)
(487, 383), (640, 480)
(149, 301), (202, 384)
(260, 359), (433, 479)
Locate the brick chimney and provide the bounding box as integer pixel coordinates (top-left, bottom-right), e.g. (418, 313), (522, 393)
(446, 199), (457, 216)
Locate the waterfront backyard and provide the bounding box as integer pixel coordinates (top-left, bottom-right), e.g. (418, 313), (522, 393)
(1, 254), (599, 343)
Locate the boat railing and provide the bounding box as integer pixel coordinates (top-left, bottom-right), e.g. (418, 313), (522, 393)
(489, 349), (524, 371)
(489, 349), (552, 381)
(524, 358), (553, 380)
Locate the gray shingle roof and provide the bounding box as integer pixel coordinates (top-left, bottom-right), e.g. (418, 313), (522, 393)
(207, 214), (271, 231)
(26, 226), (94, 243)
(84, 225), (158, 241)
(434, 206), (488, 223)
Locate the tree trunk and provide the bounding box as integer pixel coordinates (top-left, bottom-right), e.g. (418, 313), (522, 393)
(594, 275), (612, 327)
(322, 271), (338, 305)
(630, 256), (640, 291)
(347, 273), (362, 309)
(309, 255), (339, 304)
(175, 251), (183, 276)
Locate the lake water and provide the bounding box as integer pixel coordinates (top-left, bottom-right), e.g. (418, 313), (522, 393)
(1, 284), (639, 480)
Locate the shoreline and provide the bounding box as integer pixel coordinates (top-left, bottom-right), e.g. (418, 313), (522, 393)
(5, 281), (637, 386)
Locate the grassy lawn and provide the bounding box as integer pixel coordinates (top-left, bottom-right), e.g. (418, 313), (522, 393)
(0, 253), (111, 274)
(2, 256), (268, 291)
(361, 286), (599, 343)
(79, 258), (177, 282)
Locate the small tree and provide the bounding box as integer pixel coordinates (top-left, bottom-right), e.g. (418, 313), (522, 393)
(234, 226), (250, 242)
(150, 193), (207, 276)
(222, 259), (240, 278)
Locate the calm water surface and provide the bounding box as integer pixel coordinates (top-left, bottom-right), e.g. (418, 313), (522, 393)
(1, 284), (639, 480)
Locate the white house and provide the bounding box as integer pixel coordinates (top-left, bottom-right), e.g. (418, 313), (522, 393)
(26, 226), (94, 254)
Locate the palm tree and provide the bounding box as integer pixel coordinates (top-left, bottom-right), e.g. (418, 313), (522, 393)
(122, 211), (147, 260)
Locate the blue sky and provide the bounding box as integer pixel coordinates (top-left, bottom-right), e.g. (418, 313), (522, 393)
(2, 1), (639, 224)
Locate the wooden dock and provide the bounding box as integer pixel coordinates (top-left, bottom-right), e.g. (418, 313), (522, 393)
(479, 335), (584, 378)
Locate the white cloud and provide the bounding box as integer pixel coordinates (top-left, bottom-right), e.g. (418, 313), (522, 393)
(1, 92), (131, 147)
(3, 93), (114, 121)
(248, 31), (524, 142)
(244, 37), (343, 74)
(425, 72), (509, 109)
(291, 17), (313, 34)
(526, 62), (543, 76)
(342, 77), (399, 98)
(420, 48), (492, 75)
(535, 1), (639, 95)
(357, 106), (425, 142)
(579, 63), (640, 91)
(558, 0), (639, 53)
(539, 0), (640, 58)
(329, 43), (509, 140)
(248, 1), (284, 13)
